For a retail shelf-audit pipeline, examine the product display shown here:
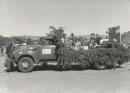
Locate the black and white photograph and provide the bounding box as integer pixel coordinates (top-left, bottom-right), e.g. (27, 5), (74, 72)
(0, 0), (130, 93)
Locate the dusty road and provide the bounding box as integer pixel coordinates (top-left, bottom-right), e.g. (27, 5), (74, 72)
(0, 56), (130, 93)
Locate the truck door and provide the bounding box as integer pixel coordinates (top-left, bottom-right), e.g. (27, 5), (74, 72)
(39, 45), (57, 61)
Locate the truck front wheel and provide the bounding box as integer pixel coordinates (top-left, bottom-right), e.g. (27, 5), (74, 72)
(18, 57), (34, 73)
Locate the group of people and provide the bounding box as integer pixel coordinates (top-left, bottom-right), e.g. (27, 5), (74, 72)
(64, 33), (101, 50)
(52, 33), (102, 51)
(89, 33), (101, 48)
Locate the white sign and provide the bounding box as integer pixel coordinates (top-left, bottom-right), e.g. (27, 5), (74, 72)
(83, 46), (88, 50)
(42, 49), (51, 54)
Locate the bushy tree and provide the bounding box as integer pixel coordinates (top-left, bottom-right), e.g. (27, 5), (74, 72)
(0, 35), (10, 47)
(107, 26), (120, 42)
(121, 31), (130, 47)
(26, 38), (33, 45)
(11, 37), (25, 44)
(48, 26), (65, 41)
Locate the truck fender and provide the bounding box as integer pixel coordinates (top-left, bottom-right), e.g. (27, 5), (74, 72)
(17, 54), (39, 64)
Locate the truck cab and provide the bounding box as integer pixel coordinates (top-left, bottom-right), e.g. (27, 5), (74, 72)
(5, 37), (60, 72)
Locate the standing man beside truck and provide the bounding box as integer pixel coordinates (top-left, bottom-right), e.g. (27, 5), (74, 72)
(5, 42), (15, 72)
(6, 42), (14, 57)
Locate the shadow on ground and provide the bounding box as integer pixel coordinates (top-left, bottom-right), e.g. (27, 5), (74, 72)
(4, 64), (124, 73)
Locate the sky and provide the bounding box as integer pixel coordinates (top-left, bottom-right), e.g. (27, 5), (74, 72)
(0, 0), (130, 37)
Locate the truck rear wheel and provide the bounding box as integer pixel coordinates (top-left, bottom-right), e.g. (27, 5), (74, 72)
(94, 62), (106, 70)
(18, 57), (34, 73)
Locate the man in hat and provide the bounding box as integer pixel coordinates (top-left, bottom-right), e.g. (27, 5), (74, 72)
(6, 42), (14, 57)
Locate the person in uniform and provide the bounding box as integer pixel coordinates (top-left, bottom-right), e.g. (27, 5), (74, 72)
(89, 33), (96, 48)
(6, 42), (14, 57)
(1, 46), (4, 56)
(74, 38), (81, 50)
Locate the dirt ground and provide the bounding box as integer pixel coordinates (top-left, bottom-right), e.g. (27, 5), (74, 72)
(1, 55), (130, 93)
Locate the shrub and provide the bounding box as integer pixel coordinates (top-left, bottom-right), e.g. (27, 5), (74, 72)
(60, 42), (129, 70)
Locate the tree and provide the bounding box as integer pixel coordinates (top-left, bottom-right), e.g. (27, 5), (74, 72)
(48, 26), (65, 41)
(0, 35), (10, 47)
(0, 35), (5, 47)
(107, 26), (120, 43)
(39, 37), (45, 45)
(11, 37), (25, 44)
(121, 31), (130, 48)
(26, 38), (32, 45)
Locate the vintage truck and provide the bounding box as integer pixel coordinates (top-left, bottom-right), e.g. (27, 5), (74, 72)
(5, 37), (62, 73)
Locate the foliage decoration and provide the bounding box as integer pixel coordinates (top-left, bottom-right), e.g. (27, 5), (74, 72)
(58, 42), (129, 70)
